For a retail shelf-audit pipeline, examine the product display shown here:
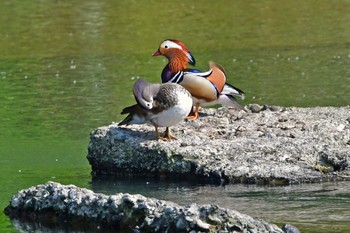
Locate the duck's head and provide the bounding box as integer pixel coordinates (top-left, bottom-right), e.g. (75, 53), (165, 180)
(153, 39), (196, 68)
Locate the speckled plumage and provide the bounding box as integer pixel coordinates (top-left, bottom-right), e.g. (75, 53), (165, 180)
(119, 79), (192, 140)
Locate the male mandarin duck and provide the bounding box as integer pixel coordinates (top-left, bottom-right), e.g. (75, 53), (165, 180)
(153, 39), (244, 120)
(118, 78), (192, 141)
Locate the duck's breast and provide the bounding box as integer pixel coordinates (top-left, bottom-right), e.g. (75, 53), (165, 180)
(150, 86), (192, 127)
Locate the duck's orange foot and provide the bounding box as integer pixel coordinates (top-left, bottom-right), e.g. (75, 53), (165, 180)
(186, 110), (199, 121)
(158, 134), (177, 141)
(156, 127), (177, 141)
(187, 103), (199, 121)
(186, 114), (198, 121)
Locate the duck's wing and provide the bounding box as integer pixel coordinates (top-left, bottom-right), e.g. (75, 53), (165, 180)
(184, 68), (212, 77)
(180, 62), (226, 101)
(222, 83), (245, 100)
(118, 104), (148, 125)
(206, 61), (226, 93)
(119, 79), (161, 126)
(181, 72), (219, 101)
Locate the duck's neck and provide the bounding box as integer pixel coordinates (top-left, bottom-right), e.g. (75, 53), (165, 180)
(161, 64), (174, 83)
(167, 51), (189, 73)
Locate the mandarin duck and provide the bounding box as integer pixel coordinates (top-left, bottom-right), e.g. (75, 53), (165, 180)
(118, 78), (192, 141)
(153, 39), (244, 120)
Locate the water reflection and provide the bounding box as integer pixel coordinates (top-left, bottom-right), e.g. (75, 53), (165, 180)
(9, 218), (115, 233)
(9, 178), (349, 233)
(91, 178), (350, 232)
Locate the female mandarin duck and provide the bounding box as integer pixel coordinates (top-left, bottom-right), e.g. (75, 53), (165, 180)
(118, 78), (192, 141)
(153, 39), (244, 120)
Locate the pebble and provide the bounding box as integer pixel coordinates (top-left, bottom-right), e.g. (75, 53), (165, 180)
(249, 104), (263, 113)
(195, 218), (211, 230)
(282, 223), (301, 233)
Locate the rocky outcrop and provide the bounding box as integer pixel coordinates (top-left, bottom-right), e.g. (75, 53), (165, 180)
(4, 181), (288, 233)
(87, 105), (350, 184)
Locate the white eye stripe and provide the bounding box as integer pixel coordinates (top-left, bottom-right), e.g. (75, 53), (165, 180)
(161, 40), (182, 50)
(186, 53), (193, 62)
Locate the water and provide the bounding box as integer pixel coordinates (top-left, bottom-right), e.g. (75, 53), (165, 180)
(0, 0), (349, 232)
(91, 178), (350, 233)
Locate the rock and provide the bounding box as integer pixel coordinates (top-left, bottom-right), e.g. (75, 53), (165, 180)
(87, 106), (350, 185)
(4, 182), (287, 233)
(269, 105), (281, 112)
(248, 103), (263, 113)
(282, 223), (301, 233)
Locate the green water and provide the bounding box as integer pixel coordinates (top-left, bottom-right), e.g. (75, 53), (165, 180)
(0, 0), (349, 232)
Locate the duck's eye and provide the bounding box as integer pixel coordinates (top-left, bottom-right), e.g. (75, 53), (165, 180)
(164, 45), (168, 49)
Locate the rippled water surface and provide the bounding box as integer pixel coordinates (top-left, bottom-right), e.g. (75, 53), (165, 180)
(0, 0), (349, 232)
(92, 179), (350, 233)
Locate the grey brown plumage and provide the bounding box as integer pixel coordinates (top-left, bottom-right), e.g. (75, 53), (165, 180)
(118, 79), (192, 140)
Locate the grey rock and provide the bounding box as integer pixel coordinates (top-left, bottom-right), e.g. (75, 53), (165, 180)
(87, 106), (350, 184)
(5, 182), (285, 233)
(269, 105), (281, 112)
(247, 103), (263, 113)
(282, 223), (301, 233)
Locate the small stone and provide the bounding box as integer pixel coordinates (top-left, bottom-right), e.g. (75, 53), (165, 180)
(281, 125), (295, 130)
(176, 216), (188, 230)
(228, 224), (243, 232)
(336, 124), (345, 131)
(11, 197), (21, 208)
(122, 195), (136, 208)
(269, 106), (281, 111)
(261, 104), (269, 111)
(282, 223), (301, 233)
(207, 214), (222, 225)
(195, 218), (210, 231)
(185, 216), (194, 222)
(249, 104), (262, 113)
(346, 117), (350, 123)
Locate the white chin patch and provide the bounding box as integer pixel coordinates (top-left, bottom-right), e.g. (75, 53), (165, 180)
(139, 99), (153, 109)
